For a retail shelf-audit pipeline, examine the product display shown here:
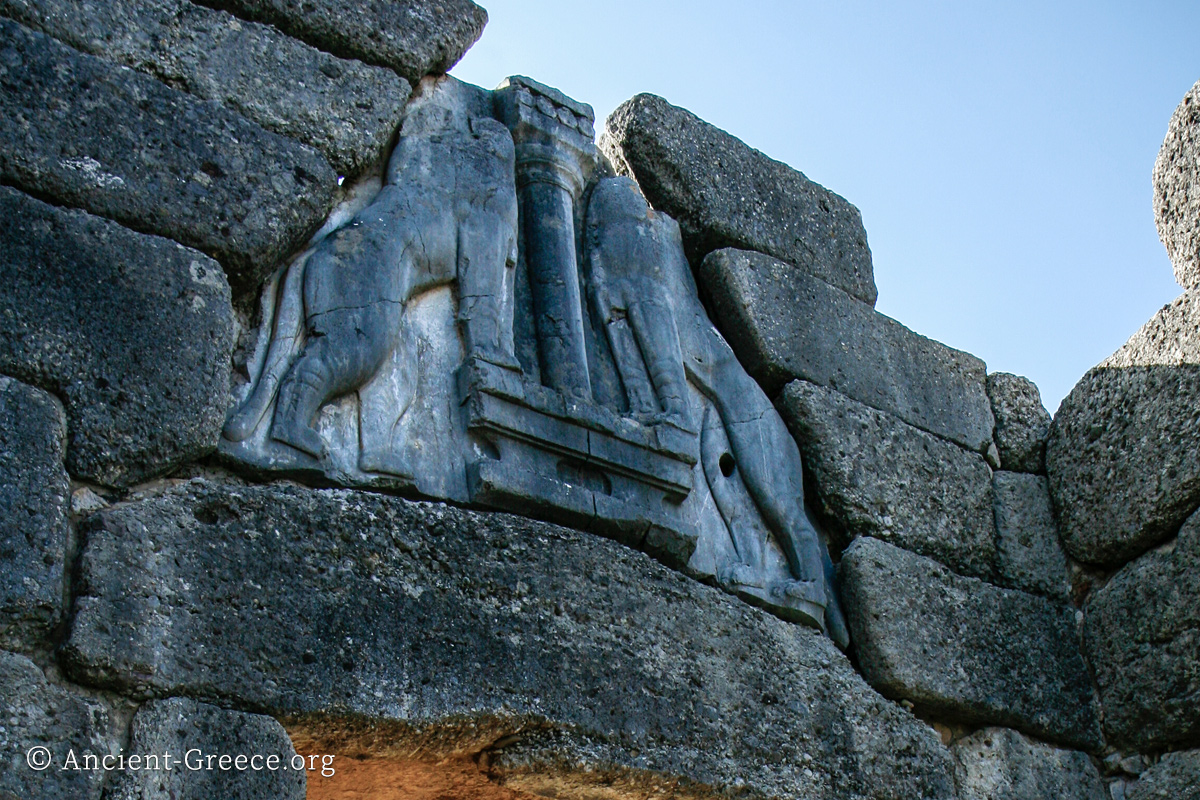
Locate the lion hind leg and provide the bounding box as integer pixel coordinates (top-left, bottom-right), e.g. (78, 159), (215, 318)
(270, 337), (339, 458)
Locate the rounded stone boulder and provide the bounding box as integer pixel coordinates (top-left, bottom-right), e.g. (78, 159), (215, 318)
(1154, 79), (1200, 289)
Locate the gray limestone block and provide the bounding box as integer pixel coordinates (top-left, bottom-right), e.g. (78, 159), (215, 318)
(196, 0), (487, 83)
(1127, 750), (1200, 800)
(104, 698), (305, 800)
(778, 379), (998, 581)
(601, 94), (877, 305)
(952, 727), (1106, 800)
(1047, 288), (1200, 568)
(0, 651), (115, 800)
(0, 0), (410, 179)
(840, 537), (1102, 750)
(0, 18), (335, 298)
(0, 186), (235, 488)
(986, 372), (1051, 473)
(62, 480), (958, 800)
(992, 472), (1071, 599)
(704, 247), (994, 451)
(1154, 80), (1200, 290)
(1106, 287), (1200, 367)
(0, 378), (68, 653)
(1083, 508), (1200, 751)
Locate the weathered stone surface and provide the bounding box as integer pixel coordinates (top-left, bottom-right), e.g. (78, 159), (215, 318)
(952, 727), (1106, 800)
(601, 94), (877, 305)
(1084, 507), (1200, 751)
(198, 0), (487, 83)
(0, 0), (409, 178)
(0, 651), (115, 800)
(220, 76), (520, 502)
(1047, 289), (1200, 567)
(1107, 288), (1200, 367)
(840, 537), (1102, 750)
(105, 698), (306, 800)
(992, 472), (1070, 599)
(62, 480), (957, 800)
(1154, 80), (1200, 289)
(0, 187), (235, 487)
(986, 372), (1050, 473)
(778, 380), (997, 580)
(0, 19), (335, 297)
(0, 378), (68, 652)
(1127, 750), (1200, 800)
(703, 247), (993, 450)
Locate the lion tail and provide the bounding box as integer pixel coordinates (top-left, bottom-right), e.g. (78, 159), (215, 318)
(222, 256), (308, 442)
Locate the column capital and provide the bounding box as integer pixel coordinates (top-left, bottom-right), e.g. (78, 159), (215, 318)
(495, 76), (598, 198)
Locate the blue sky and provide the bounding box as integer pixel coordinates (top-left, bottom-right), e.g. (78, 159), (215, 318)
(452, 1), (1200, 412)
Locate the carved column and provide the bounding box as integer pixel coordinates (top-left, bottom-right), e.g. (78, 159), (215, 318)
(495, 76), (598, 397)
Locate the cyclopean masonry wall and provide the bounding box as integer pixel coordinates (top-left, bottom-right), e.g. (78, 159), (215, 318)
(0, 2), (1195, 799)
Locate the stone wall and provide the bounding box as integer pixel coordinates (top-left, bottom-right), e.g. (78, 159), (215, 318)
(0, 2), (1196, 798)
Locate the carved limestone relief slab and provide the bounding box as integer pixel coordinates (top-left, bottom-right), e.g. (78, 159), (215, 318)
(220, 74), (847, 646)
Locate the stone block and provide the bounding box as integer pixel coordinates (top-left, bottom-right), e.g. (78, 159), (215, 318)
(1047, 288), (1200, 567)
(105, 698), (306, 800)
(778, 380), (997, 580)
(0, 378), (68, 652)
(986, 372), (1051, 473)
(1106, 287), (1200, 367)
(601, 94), (877, 305)
(1083, 507), (1200, 751)
(0, 19), (335, 297)
(0, 186), (235, 487)
(840, 537), (1102, 750)
(198, 0), (487, 83)
(703, 247), (993, 451)
(992, 472), (1071, 599)
(1154, 79), (1200, 290)
(952, 727), (1106, 800)
(62, 480), (957, 800)
(0, 651), (115, 800)
(1127, 750), (1200, 800)
(0, 0), (410, 178)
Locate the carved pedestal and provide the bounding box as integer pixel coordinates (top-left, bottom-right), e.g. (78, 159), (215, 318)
(460, 358), (700, 566)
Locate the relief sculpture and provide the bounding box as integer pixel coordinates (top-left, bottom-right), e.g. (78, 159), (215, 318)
(220, 74), (848, 647)
(586, 177), (848, 645)
(223, 92), (517, 483)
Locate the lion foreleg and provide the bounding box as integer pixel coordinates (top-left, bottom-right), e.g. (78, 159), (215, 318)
(456, 215), (519, 369)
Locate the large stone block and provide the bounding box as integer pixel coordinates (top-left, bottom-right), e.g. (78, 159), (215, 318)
(1047, 289), (1200, 567)
(986, 372), (1051, 473)
(0, 0), (409, 178)
(778, 380), (997, 580)
(1106, 287), (1200, 367)
(0, 187), (235, 488)
(1083, 507), (1200, 751)
(105, 698), (306, 800)
(62, 480), (957, 800)
(198, 0), (487, 83)
(840, 537), (1102, 750)
(703, 247), (993, 451)
(0, 651), (116, 800)
(1154, 79), (1200, 290)
(992, 472), (1071, 599)
(0, 19), (335, 297)
(0, 378), (68, 652)
(952, 727), (1106, 800)
(601, 94), (877, 305)
(1127, 750), (1200, 800)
